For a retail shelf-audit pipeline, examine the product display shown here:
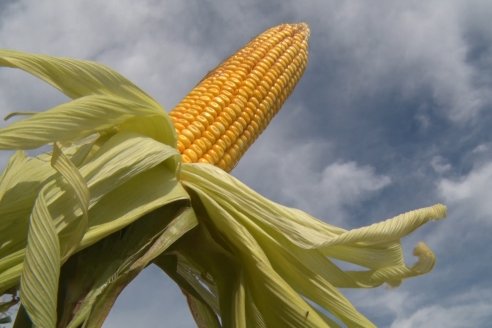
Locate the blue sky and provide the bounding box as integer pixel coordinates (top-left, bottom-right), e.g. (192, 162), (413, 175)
(1, 0), (491, 327)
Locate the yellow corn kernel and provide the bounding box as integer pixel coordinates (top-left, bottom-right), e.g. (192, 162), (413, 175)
(169, 23), (309, 172)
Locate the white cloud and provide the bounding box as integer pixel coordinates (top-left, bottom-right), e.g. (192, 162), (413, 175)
(472, 143), (489, 154)
(438, 162), (492, 224)
(0, 0), (226, 114)
(292, 0), (491, 122)
(345, 285), (492, 328)
(392, 303), (491, 328)
(4, 0), (490, 123)
(234, 113), (391, 225)
(390, 287), (492, 328)
(285, 160), (391, 224)
(430, 156), (452, 174)
(343, 287), (410, 325)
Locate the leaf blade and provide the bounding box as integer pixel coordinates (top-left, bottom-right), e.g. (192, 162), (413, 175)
(19, 187), (60, 328)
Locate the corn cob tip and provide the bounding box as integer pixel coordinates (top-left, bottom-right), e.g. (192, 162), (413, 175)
(286, 22), (310, 38)
(171, 23), (310, 172)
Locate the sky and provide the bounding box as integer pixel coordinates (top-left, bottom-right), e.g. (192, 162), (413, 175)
(0, 0), (491, 327)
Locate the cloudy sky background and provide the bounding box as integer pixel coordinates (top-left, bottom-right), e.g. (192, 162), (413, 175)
(1, 0), (491, 327)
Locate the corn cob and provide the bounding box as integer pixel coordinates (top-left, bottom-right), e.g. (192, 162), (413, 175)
(169, 23), (309, 172)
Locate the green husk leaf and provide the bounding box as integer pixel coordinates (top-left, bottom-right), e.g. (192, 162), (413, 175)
(180, 163), (447, 327)
(60, 206), (197, 328)
(0, 151), (55, 236)
(188, 187), (333, 327)
(0, 48), (183, 300)
(153, 255), (221, 328)
(0, 316), (12, 324)
(19, 186), (60, 328)
(0, 95), (172, 150)
(182, 290), (222, 328)
(51, 142), (90, 260)
(0, 49), (176, 147)
(0, 50), (151, 100)
(178, 224), (247, 327)
(18, 143), (90, 328)
(0, 132), (185, 295)
(0, 47), (448, 328)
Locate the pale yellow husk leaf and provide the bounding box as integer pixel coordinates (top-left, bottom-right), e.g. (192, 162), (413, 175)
(0, 49), (447, 328)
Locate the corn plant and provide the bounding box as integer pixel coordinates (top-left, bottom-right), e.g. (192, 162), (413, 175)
(0, 23), (446, 327)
